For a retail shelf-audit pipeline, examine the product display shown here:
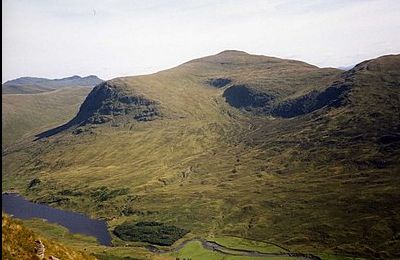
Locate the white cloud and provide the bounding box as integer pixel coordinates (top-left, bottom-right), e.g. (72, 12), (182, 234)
(2, 0), (400, 82)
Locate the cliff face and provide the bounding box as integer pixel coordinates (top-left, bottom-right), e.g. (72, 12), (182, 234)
(222, 82), (350, 118)
(222, 84), (276, 113)
(72, 82), (160, 125)
(35, 81), (161, 139)
(270, 83), (351, 118)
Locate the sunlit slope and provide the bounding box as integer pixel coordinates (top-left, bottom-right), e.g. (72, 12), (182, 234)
(2, 51), (400, 259)
(2, 214), (96, 260)
(2, 86), (92, 146)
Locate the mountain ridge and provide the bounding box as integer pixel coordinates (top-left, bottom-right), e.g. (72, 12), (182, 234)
(2, 51), (400, 259)
(35, 51), (344, 138)
(2, 75), (103, 94)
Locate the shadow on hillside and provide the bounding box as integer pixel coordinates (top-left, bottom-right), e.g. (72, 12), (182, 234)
(34, 120), (76, 140)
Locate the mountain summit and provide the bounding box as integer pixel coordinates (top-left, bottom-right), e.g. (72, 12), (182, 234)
(3, 51), (400, 259)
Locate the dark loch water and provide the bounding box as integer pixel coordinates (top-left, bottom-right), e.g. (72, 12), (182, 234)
(2, 193), (112, 246)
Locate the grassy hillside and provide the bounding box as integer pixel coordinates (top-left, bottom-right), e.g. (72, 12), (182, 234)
(2, 51), (399, 259)
(2, 214), (96, 260)
(2, 86), (92, 146)
(2, 84), (53, 94)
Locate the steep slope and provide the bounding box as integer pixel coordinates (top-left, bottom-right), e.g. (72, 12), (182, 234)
(36, 50), (341, 137)
(2, 75), (103, 94)
(2, 214), (96, 260)
(235, 54), (400, 258)
(2, 87), (92, 146)
(2, 51), (399, 259)
(35, 80), (161, 139)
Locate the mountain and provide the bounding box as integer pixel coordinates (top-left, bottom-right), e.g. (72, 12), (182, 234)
(337, 65), (355, 71)
(2, 87), (92, 146)
(2, 75), (103, 94)
(2, 51), (400, 259)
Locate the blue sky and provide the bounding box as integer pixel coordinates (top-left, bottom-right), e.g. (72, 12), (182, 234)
(2, 0), (400, 82)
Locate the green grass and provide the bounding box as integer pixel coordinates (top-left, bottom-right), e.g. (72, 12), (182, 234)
(168, 241), (295, 260)
(21, 218), (162, 259)
(13, 218), (369, 260)
(2, 52), (400, 260)
(208, 236), (287, 254)
(22, 218), (100, 248)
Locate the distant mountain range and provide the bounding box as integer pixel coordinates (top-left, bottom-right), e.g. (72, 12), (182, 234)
(337, 65), (355, 70)
(2, 87), (92, 146)
(2, 75), (103, 94)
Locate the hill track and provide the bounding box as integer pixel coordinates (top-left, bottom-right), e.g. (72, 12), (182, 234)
(146, 238), (321, 259)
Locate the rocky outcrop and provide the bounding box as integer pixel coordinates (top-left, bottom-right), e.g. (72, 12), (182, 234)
(207, 78), (232, 88)
(271, 83), (350, 118)
(35, 81), (161, 139)
(223, 85), (275, 113)
(223, 81), (351, 118)
(34, 240), (45, 260)
(28, 178), (41, 189)
(71, 82), (160, 125)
